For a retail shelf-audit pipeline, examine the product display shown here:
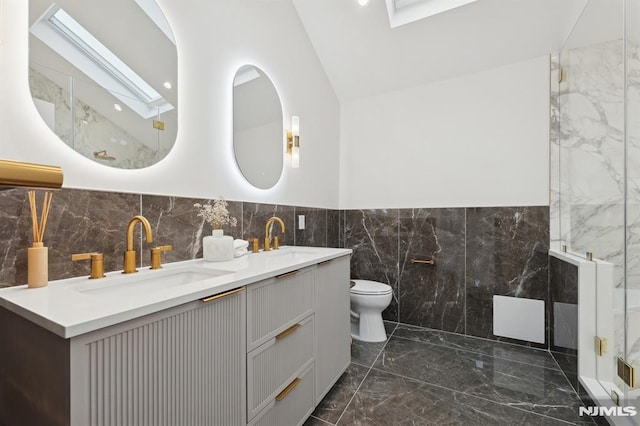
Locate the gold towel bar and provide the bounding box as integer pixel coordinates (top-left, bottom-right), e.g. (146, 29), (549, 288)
(410, 258), (435, 265)
(201, 287), (244, 303)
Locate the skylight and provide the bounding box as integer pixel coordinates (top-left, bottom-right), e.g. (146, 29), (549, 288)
(30, 5), (174, 119)
(385, 0), (479, 28)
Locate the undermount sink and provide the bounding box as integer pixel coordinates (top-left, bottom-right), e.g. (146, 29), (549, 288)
(71, 266), (232, 297)
(263, 246), (318, 261)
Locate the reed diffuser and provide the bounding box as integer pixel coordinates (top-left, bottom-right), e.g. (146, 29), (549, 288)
(27, 191), (53, 288)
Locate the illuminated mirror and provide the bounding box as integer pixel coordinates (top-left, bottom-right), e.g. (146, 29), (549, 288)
(233, 65), (283, 189)
(29, 0), (178, 169)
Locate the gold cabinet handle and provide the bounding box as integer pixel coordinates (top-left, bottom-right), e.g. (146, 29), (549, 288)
(275, 323), (300, 340)
(200, 287), (244, 303)
(410, 258), (435, 265)
(275, 377), (301, 401)
(318, 259), (333, 266)
(276, 270), (299, 279)
(71, 252), (105, 279)
(150, 245), (173, 269)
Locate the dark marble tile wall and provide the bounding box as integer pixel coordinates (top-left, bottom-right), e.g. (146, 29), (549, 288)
(549, 255), (579, 392)
(465, 206), (550, 347)
(0, 188), (334, 286)
(344, 206), (550, 347)
(344, 209), (400, 321)
(0, 188), (140, 286)
(0, 188), (552, 349)
(398, 208), (466, 333)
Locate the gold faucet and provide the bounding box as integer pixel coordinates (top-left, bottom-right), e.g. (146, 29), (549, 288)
(123, 215), (153, 274)
(264, 216), (285, 251)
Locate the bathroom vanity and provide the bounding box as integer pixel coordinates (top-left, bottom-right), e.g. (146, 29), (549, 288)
(0, 246), (351, 426)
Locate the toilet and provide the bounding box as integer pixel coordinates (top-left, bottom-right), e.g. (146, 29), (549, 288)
(350, 279), (393, 342)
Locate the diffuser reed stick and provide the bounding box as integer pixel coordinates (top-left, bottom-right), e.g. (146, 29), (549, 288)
(27, 191), (53, 288)
(28, 191), (53, 243)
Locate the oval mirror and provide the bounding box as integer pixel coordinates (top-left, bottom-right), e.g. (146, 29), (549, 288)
(29, 0), (178, 169)
(233, 65), (283, 189)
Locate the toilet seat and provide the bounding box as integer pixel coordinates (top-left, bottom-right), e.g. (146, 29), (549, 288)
(350, 279), (392, 295)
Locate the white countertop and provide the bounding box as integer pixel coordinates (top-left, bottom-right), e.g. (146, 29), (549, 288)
(0, 246), (351, 338)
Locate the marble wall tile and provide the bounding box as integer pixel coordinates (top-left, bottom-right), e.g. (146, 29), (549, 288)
(140, 195), (243, 266)
(294, 207), (326, 247)
(326, 209), (341, 248)
(345, 209), (399, 321)
(0, 189), (30, 287)
(30, 68), (168, 169)
(0, 188), (140, 285)
(397, 208), (465, 333)
(242, 203), (294, 247)
(549, 257), (578, 355)
(465, 206), (550, 345)
(550, 53), (561, 250)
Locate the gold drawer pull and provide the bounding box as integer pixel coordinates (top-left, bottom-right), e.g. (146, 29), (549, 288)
(318, 259), (333, 266)
(410, 258), (435, 265)
(201, 287), (244, 303)
(276, 270), (299, 279)
(276, 377), (301, 401)
(275, 323), (300, 340)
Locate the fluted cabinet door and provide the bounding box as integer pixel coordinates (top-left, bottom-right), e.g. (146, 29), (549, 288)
(314, 255), (351, 403)
(69, 288), (246, 426)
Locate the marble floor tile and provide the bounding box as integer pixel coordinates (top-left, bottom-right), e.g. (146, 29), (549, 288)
(351, 340), (386, 368)
(373, 337), (584, 422)
(393, 324), (561, 371)
(337, 369), (571, 426)
(350, 321), (398, 368)
(311, 364), (369, 425)
(304, 415), (334, 425)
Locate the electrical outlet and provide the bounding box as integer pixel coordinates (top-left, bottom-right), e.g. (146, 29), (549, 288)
(298, 215), (305, 230)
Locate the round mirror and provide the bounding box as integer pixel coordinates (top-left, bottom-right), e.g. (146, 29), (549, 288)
(29, 0), (178, 169)
(233, 65), (283, 189)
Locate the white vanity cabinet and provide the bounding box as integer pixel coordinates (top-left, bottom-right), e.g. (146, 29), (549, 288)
(246, 255), (351, 426)
(0, 286), (247, 426)
(69, 287), (247, 426)
(314, 255), (351, 403)
(0, 249), (352, 426)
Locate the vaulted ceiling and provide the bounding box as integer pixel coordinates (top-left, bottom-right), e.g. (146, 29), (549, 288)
(292, 0), (589, 101)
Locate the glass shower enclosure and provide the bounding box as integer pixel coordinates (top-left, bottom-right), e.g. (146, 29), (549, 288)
(553, 0), (640, 419)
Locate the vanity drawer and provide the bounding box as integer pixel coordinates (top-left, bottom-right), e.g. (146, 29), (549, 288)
(248, 362), (315, 426)
(247, 315), (314, 420)
(246, 267), (313, 351)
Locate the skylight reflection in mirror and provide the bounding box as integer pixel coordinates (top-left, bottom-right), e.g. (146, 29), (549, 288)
(30, 5), (174, 119)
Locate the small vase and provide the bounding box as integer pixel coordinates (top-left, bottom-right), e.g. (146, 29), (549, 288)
(28, 242), (48, 288)
(203, 229), (234, 262)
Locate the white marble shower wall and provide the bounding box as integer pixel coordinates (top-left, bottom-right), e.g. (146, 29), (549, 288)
(552, 39), (626, 288)
(29, 68), (167, 169)
(551, 37), (629, 396)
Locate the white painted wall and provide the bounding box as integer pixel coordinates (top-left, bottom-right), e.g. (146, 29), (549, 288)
(0, 0), (340, 208)
(339, 56), (551, 209)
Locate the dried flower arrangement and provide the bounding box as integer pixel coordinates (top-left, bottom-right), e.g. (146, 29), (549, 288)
(194, 198), (238, 230)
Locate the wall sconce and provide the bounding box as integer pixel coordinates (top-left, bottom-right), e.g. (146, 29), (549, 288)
(286, 116), (300, 168)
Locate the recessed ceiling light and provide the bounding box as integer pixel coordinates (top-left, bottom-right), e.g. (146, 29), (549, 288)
(358, 0), (370, 6)
(163, 81), (172, 89)
(113, 103), (122, 111)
